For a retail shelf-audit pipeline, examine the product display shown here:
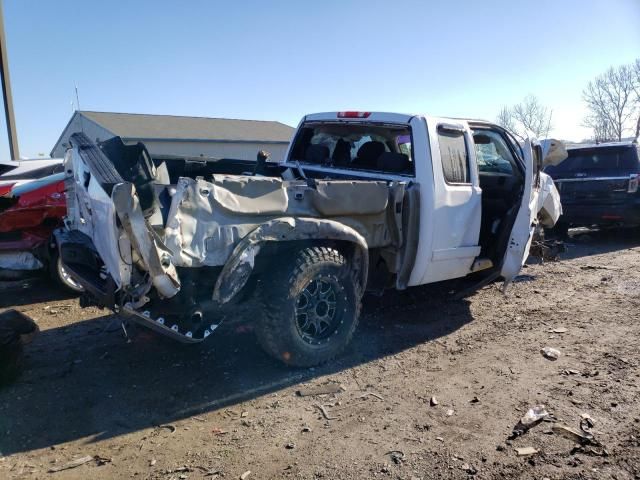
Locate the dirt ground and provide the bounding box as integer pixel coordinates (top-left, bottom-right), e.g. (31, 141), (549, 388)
(1, 228), (639, 480)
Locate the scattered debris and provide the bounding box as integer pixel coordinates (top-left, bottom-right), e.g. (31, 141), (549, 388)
(436, 436), (444, 442)
(301, 426), (312, 433)
(150, 458), (157, 466)
(552, 327), (568, 334)
(296, 383), (343, 397)
(461, 463), (478, 474)
(386, 450), (405, 464)
(446, 409), (454, 417)
(580, 414), (595, 433)
(240, 470), (251, 480)
(285, 442), (295, 449)
(430, 396), (439, 406)
(515, 447), (539, 456)
(470, 396), (480, 404)
(211, 427), (228, 435)
(358, 392), (384, 401)
(156, 424), (176, 434)
(48, 455), (94, 473)
(552, 424), (600, 446)
(561, 369), (580, 375)
(521, 405), (550, 427)
(94, 456), (112, 466)
(314, 403), (338, 420)
(241, 411), (248, 418)
(541, 347), (561, 360)
(511, 405), (550, 438)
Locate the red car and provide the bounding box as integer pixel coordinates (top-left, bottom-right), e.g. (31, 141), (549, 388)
(0, 172), (82, 292)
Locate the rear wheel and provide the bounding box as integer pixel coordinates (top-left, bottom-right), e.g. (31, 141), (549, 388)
(256, 246), (361, 367)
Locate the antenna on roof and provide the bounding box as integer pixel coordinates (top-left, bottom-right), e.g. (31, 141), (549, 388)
(74, 83), (80, 111)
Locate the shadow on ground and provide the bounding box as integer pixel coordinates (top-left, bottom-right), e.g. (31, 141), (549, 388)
(0, 281), (473, 456)
(560, 226), (640, 261)
(0, 276), (78, 308)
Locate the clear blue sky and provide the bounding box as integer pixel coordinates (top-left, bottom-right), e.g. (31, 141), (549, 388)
(1, 0), (639, 159)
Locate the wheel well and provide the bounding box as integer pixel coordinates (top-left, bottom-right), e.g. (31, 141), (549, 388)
(254, 240), (359, 275)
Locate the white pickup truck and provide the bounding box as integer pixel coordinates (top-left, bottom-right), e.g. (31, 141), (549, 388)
(56, 111), (563, 366)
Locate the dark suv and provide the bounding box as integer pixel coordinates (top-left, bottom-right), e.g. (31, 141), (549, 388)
(544, 141), (640, 235)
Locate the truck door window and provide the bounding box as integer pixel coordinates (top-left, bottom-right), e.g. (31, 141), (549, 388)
(473, 130), (515, 175)
(437, 127), (470, 184)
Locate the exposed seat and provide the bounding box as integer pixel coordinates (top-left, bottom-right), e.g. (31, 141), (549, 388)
(352, 141), (385, 168)
(305, 144), (330, 164)
(332, 139), (352, 166)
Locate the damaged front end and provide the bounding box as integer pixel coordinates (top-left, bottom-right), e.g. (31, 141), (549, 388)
(60, 133), (398, 343)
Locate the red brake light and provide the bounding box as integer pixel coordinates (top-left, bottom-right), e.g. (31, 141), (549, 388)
(337, 111), (371, 119)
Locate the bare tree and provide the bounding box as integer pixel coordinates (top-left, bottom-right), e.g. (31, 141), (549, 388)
(631, 58), (640, 141)
(583, 112), (616, 143)
(512, 95), (554, 138)
(583, 65), (636, 142)
(496, 106), (518, 134)
(495, 95), (553, 139)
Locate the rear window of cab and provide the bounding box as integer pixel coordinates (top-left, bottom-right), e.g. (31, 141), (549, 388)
(289, 122), (414, 176)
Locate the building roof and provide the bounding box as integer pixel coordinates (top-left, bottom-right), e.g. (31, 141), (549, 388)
(78, 111), (295, 143)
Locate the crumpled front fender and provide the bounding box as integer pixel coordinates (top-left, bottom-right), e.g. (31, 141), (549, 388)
(212, 217), (369, 304)
(538, 173), (562, 228)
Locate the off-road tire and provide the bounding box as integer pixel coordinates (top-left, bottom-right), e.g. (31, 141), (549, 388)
(256, 246), (361, 367)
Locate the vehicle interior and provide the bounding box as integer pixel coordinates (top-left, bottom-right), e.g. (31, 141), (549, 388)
(288, 122), (415, 176)
(471, 127), (525, 263)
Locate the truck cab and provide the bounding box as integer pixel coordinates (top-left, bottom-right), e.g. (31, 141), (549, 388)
(282, 112), (560, 287)
(56, 111), (562, 366)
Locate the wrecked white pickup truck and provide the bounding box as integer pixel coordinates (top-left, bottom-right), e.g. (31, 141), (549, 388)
(56, 112), (563, 366)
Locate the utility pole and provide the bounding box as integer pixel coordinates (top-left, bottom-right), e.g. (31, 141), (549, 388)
(0, 0), (19, 160)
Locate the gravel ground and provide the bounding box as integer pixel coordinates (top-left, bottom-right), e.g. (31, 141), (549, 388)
(1, 228), (639, 480)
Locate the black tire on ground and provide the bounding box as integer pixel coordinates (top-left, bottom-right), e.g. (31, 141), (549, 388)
(50, 251), (84, 293)
(256, 246), (362, 367)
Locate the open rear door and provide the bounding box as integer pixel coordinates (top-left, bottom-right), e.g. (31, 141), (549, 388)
(500, 139), (539, 286)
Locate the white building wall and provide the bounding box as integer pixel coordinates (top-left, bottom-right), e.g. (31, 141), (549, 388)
(135, 141), (290, 162)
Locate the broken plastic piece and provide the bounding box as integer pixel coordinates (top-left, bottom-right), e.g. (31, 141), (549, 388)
(541, 347), (561, 360)
(521, 405), (549, 427)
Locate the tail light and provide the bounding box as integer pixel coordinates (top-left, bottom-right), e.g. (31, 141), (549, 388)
(628, 174), (639, 193)
(337, 111), (371, 119)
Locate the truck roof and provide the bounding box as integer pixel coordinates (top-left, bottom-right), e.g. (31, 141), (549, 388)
(303, 112), (416, 124)
(567, 141), (638, 150)
(303, 112), (495, 127)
